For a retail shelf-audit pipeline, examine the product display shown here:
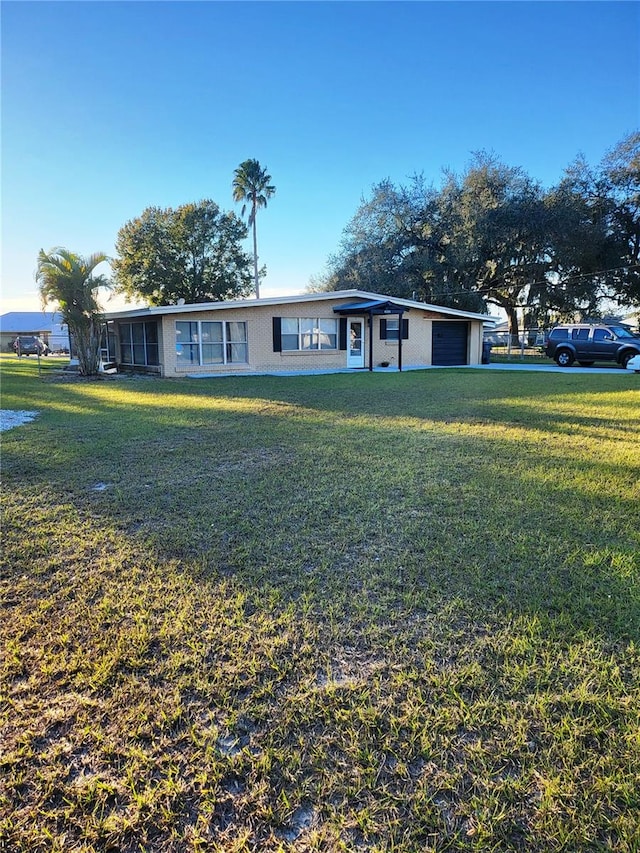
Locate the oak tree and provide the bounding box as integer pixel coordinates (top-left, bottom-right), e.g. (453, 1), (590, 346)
(113, 200), (253, 306)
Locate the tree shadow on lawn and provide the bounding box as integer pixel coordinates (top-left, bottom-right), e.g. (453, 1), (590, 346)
(3, 378), (638, 647)
(11, 366), (639, 448)
(3, 366), (640, 853)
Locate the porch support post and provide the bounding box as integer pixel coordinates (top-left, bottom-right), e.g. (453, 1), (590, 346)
(398, 310), (403, 372)
(368, 310), (374, 371)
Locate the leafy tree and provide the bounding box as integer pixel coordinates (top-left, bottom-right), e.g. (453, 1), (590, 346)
(36, 248), (110, 376)
(439, 154), (556, 341)
(321, 180), (412, 294)
(323, 161), (598, 338)
(600, 131), (640, 305)
(538, 134), (640, 320)
(112, 200), (253, 306)
(232, 159), (276, 298)
(318, 135), (640, 332)
(536, 158), (616, 322)
(319, 177), (486, 312)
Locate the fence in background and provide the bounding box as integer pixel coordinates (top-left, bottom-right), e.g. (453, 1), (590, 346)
(484, 330), (547, 360)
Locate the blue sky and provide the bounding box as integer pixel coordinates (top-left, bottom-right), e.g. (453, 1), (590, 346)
(2, 1), (639, 313)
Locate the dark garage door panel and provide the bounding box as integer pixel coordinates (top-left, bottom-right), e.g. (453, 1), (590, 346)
(432, 322), (469, 365)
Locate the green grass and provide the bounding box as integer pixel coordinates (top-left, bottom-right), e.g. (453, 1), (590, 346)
(1, 353), (639, 851)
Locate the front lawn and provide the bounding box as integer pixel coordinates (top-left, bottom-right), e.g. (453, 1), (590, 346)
(1, 355), (639, 851)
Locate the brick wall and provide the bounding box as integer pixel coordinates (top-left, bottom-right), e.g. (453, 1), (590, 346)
(149, 298), (483, 376)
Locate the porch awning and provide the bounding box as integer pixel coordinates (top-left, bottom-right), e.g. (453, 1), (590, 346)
(333, 299), (409, 371)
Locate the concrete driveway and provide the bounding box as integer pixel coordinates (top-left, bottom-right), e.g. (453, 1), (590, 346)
(460, 362), (637, 374)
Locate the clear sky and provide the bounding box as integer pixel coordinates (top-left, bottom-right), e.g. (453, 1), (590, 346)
(2, 0), (639, 313)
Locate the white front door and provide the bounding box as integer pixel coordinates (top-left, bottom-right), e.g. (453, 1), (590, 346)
(347, 318), (365, 368)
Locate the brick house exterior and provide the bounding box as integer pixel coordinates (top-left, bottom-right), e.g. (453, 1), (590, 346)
(103, 290), (488, 377)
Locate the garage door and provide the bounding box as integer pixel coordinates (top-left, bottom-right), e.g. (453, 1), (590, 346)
(432, 322), (469, 365)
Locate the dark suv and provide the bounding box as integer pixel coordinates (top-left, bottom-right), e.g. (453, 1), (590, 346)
(545, 323), (640, 368)
(14, 335), (47, 356)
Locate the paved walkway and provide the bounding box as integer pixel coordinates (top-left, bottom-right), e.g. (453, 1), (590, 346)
(189, 362), (638, 378)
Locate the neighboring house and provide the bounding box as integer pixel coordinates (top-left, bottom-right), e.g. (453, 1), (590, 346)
(102, 290), (488, 377)
(0, 311), (70, 353)
(609, 314), (639, 334)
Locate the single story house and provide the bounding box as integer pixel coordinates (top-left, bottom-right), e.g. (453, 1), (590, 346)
(0, 311), (70, 353)
(102, 290), (489, 377)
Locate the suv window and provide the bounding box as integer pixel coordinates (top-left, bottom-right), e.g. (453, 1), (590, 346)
(593, 328), (613, 342)
(549, 328), (568, 340)
(608, 326), (637, 339)
(571, 328), (589, 340)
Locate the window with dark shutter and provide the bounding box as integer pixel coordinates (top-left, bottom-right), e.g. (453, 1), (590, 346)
(272, 317), (282, 352)
(339, 317), (347, 350)
(380, 318), (408, 340)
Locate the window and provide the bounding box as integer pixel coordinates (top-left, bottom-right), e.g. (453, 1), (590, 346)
(175, 320), (247, 366)
(549, 328), (568, 340)
(226, 321), (248, 362)
(608, 326), (636, 339)
(571, 328), (589, 340)
(201, 322), (224, 364)
(280, 318), (338, 351)
(593, 328), (613, 342)
(120, 322), (159, 365)
(385, 318), (400, 340)
(380, 318), (409, 340)
(175, 322), (200, 365)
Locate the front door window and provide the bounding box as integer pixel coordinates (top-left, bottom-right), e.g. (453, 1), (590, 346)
(347, 319), (365, 368)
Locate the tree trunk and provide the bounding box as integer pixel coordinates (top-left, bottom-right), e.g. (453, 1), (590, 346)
(506, 306), (520, 347)
(71, 319), (102, 376)
(252, 210), (259, 300)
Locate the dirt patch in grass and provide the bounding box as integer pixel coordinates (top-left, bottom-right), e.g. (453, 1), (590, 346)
(0, 410), (39, 431)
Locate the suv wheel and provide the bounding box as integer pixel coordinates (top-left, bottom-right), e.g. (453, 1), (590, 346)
(555, 349), (574, 367)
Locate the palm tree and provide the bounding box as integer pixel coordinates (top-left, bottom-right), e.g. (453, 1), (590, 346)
(232, 159), (276, 298)
(36, 247), (111, 376)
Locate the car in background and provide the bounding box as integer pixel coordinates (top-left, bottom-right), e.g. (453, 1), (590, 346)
(544, 323), (640, 368)
(13, 335), (49, 357)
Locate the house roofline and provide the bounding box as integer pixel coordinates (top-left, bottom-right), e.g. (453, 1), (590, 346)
(104, 289), (489, 322)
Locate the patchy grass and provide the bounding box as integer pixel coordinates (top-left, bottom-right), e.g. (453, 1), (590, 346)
(1, 353), (639, 851)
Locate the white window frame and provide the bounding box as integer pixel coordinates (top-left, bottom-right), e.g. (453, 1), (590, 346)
(175, 320), (248, 366)
(385, 318), (400, 340)
(280, 317), (338, 351)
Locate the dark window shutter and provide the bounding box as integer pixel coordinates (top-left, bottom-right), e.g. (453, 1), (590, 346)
(272, 317), (282, 352)
(402, 318), (409, 340)
(339, 317), (347, 350)
(380, 319), (388, 340)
